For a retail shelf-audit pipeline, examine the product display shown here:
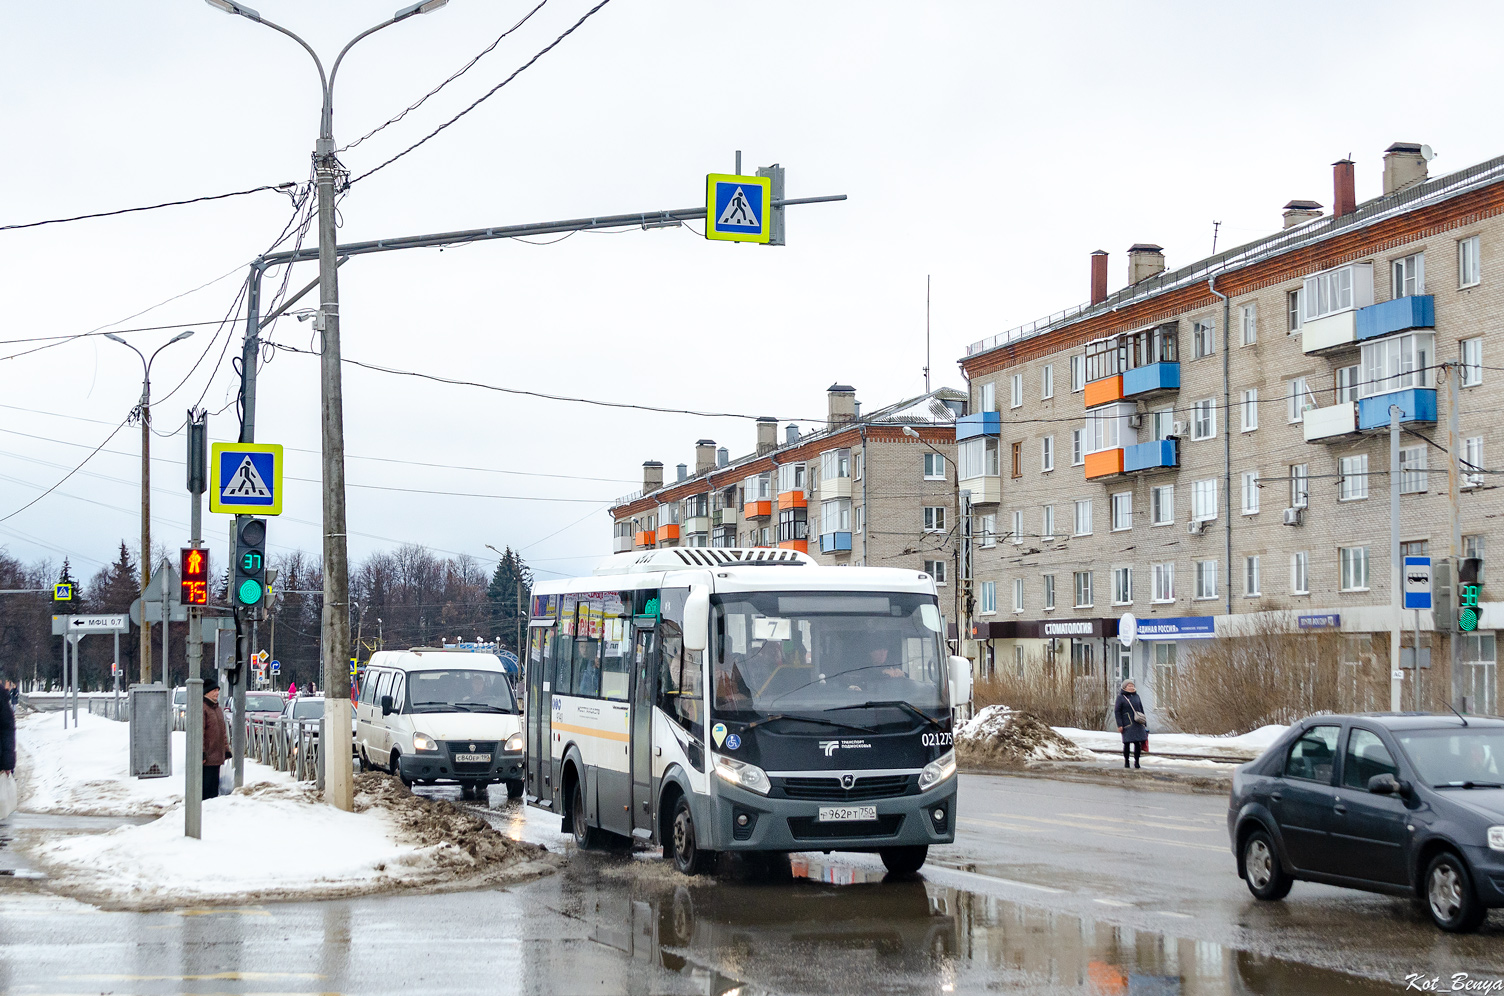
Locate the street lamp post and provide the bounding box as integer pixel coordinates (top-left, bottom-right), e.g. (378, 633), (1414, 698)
(206, 0), (451, 812)
(105, 330), (194, 685)
(902, 426), (965, 654)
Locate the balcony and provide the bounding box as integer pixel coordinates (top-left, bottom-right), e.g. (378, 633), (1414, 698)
(819, 531), (853, 554)
(818, 476), (852, 501)
(1302, 401), (1356, 442)
(713, 506), (739, 527)
(633, 530), (655, 548)
(1301, 310), (1357, 354)
(1084, 375), (1123, 408)
(655, 524), (680, 544)
(956, 411), (1001, 440)
(613, 534), (633, 553)
(777, 490), (807, 511)
(1355, 295), (1434, 342)
(1357, 388), (1437, 431)
(1084, 448), (1124, 480)
(743, 500), (772, 520)
(1122, 439), (1177, 473)
(779, 539), (809, 553)
(959, 474), (1001, 506)
(1122, 361), (1179, 398)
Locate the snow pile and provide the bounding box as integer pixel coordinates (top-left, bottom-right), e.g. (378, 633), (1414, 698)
(1052, 724), (1287, 761)
(957, 705), (1093, 766)
(14, 711), (287, 817)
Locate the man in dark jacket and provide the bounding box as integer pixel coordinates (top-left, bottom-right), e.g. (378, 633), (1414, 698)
(1115, 679), (1148, 770)
(202, 684), (228, 800)
(0, 674), (16, 777)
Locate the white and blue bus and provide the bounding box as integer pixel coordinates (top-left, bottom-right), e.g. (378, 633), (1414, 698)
(524, 548), (971, 875)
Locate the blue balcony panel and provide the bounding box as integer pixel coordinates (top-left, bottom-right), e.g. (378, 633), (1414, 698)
(819, 531), (853, 554)
(1355, 295), (1434, 342)
(1356, 388), (1437, 431)
(1122, 439), (1178, 473)
(956, 411), (1001, 441)
(1122, 361), (1180, 397)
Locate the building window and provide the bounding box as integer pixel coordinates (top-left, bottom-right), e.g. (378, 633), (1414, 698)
(1240, 304), (1257, 346)
(776, 507), (808, 542)
(1071, 641), (1094, 678)
(1304, 263), (1371, 320)
(1112, 566), (1133, 605)
(1010, 374), (1023, 409)
(820, 447), (852, 482)
(1241, 389), (1258, 431)
(1192, 398), (1216, 440)
(777, 462), (807, 494)
(854, 505), (865, 533)
(1071, 429), (1084, 466)
(1339, 455), (1369, 501)
(1288, 377), (1316, 422)
(979, 513), (996, 548)
(1340, 546), (1369, 591)
(1110, 492), (1132, 531)
(1194, 560), (1218, 600)
(1241, 471), (1260, 515)
(923, 506), (946, 533)
(1151, 484), (1174, 525)
(1151, 407), (1174, 441)
(1010, 441), (1022, 478)
(853, 450), (863, 480)
(980, 381), (996, 413)
(1461, 336), (1483, 388)
(1013, 578), (1025, 613)
(1042, 505), (1056, 540)
(1073, 499), (1092, 536)
(819, 498), (852, 535)
(1460, 235), (1482, 288)
(1011, 510), (1024, 545)
(1245, 555), (1261, 597)
(1192, 318), (1215, 359)
(1290, 464), (1309, 508)
(959, 437), (1000, 479)
(925, 559), (946, 585)
(1043, 574), (1056, 610)
(1070, 354), (1086, 392)
(923, 452), (946, 480)
(1465, 535), (1487, 581)
(980, 581), (996, 615)
(1400, 445), (1427, 494)
(1042, 365), (1054, 399)
(1392, 252), (1425, 298)
(1292, 551), (1310, 594)
(1041, 435), (1054, 472)
(1401, 539), (1429, 558)
(1074, 571), (1093, 608)
(1192, 478), (1218, 521)
(1464, 436), (1484, 479)
(1287, 288), (1303, 332)
(1360, 332), (1434, 398)
(1015, 645), (1025, 677)
(1152, 563), (1175, 603)
(1336, 365), (1360, 404)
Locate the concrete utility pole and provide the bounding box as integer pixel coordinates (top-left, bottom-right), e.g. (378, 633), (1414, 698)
(1446, 364), (1466, 710)
(105, 330), (194, 684)
(1389, 405), (1403, 712)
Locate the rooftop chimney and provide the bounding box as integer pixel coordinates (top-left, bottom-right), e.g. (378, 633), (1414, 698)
(676, 463), (688, 482)
(1282, 199), (1323, 229)
(1090, 250), (1108, 305)
(694, 439), (716, 476)
(1383, 142), (1428, 196)
(1333, 159), (1356, 218)
(642, 460), (663, 492)
(756, 417), (778, 455)
(826, 383), (857, 426)
(1126, 244), (1165, 285)
(786, 424), (800, 445)
(716, 446), (729, 468)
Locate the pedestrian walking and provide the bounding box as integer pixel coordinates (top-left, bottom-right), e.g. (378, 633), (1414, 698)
(1, 673), (18, 821)
(202, 684), (228, 800)
(1115, 679), (1148, 770)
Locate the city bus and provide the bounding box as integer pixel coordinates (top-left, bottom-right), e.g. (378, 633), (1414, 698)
(524, 547), (971, 875)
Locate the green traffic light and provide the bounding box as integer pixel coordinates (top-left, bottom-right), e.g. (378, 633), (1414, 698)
(1460, 607), (1479, 632)
(237, 578), (264, 605)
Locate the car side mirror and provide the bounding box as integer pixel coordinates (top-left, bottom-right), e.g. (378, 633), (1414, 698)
(949, 655), (973, 708)
(380, 695), (393, 716)
(682, 584), (710, 653)
(1368, 773), (1413, 797)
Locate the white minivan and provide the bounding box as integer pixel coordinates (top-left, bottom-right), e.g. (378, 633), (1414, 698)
(355, 649), (524, 800)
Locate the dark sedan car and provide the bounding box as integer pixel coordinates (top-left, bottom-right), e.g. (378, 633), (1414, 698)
(1228, 713), (1504, 932)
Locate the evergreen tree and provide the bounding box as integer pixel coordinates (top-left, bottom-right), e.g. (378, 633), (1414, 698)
(486, 548), (533, 655)
(54, 558), (82, 609)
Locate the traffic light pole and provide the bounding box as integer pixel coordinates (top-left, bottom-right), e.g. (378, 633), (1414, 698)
(1448, 364), (1466, 711)
(185, 411), (206, 839)
(232, 514), (248, 791)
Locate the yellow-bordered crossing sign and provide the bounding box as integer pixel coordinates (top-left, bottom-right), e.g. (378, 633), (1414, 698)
(706, 173), (772, 243)
(210, 442), (284, 516)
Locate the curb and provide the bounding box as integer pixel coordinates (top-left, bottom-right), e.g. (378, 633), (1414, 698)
(961, 760), (1234, 796)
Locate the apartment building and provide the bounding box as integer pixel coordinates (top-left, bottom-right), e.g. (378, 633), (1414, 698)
(958, 143), (1504, 716)
(609, 384), (965, 623)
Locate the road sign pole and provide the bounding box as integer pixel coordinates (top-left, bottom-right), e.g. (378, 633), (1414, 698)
(59, 628), (67, 728)
(71, 634), (80, 727)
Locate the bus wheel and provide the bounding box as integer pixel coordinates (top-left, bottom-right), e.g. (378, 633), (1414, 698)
(880, 845), (928, 875)
(505, 779), (525, 799)
(669, 795), (715, 875)
(571, 781), (602, 850)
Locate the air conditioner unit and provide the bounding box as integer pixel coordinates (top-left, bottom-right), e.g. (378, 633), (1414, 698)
(1127, 413), (1143, 429)
(1463, 473), (1484, 489)
(1188, 518), (1209, 535)
(1172, 420), (1187, 437)
(1283, 506), (1304, 526)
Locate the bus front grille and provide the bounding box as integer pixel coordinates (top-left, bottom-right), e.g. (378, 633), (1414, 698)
(778, 775), (911, 801)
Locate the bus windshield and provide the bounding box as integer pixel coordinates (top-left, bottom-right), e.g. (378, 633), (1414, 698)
(710, 591), (947, 724)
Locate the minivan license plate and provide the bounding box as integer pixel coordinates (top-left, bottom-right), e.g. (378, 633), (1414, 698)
(817, 805), (877, 822)
(454, 753), (491, 763)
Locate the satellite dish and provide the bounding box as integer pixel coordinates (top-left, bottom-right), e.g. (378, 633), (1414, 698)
(1421, 145), (1435, 162)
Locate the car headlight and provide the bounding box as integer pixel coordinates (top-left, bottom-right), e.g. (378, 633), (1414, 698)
(505, 733), (524, 753)
(1489, 826), (1504, 852)
(412, 733), (439, 752)
(918, 750), (957, 792)
(713, 755), (771, 795)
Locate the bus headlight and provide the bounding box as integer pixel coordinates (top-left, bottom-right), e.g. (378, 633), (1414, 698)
(412, 733), (439, 753)
(505, 733), (524, 753)
(918, 750), (956, 792)
(714, 755), (771, 796)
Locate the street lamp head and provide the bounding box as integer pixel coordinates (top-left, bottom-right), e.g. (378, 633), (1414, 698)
(902, 426), (921, 439)
(168, 330), (195, 345)
(203, 0), (261, 20)
(393, 0), (449, 22)
(103, 333), (128, 345)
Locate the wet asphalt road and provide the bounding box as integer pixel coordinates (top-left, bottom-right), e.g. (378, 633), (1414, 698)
(1, 771), (1502, 995)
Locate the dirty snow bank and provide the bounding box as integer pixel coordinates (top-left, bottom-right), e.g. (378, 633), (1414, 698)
(957, 706), (1093, 767)
(1052, 724), (1287, 761)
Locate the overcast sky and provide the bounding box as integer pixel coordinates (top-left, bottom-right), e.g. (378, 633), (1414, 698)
(2, 0), (1500, 582)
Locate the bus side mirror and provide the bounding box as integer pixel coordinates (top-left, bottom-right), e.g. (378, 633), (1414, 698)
(380, 695), (393, 716)
(948, 655), (972, 707)
(683, 586), (710, 653)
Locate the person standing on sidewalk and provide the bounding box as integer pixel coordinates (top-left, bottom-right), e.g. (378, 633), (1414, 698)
(1115, 679), (1148, 769)
(1, 674), (18, 821)
(202, 684), (228, 800)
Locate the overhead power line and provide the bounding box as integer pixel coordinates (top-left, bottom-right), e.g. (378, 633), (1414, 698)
(0, 183), (298, 233)
(0, 416), (131, 524)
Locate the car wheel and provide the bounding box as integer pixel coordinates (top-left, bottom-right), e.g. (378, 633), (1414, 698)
(1425, 851), (1487, 933)
(572, 780), (603, 850)
(1242, 829), (1293, 900)
(668, 795), (715, 875)
(506, 779), (525, 799)
(460, 782), (476, 801)
(392, 751), (412, 788)
(880, 845), (929, 875)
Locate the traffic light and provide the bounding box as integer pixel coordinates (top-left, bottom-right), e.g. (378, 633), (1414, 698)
(1459, 557), (1484, 633)
(180, 547), (208, 606)
(232, 517), (268, 608)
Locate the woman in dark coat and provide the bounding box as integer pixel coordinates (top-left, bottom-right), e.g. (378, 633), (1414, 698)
(1115, 679), (1148, 769)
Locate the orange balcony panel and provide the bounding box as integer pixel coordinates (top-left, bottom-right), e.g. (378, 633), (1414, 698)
(1084, 375), (1123, 409)
(633, 531), (655, 548)
(1084, 448), (1124, 480)
(743, 500), (772, 519)
(778, 540), (809, 553)
(655, 524), (680, 543)
(777, 490), (807, 510)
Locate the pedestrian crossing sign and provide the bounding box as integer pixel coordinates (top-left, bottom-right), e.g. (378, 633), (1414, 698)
(209, 442), (284, 516)
(706, 173), (772, 243)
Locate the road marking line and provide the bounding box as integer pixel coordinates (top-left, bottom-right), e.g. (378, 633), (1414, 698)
(65, 972), (325, 981)
(1093, 898), (1133, 907)
(924, 864), (1066, 895)
(982, 813), (1226, 852)
(1057, 812), (1220, 833)
(960, 817), (1042, 833)
(1156, 911), (1194, 918)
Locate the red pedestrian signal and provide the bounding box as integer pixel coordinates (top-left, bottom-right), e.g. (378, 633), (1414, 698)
(180, 547), (209, 606)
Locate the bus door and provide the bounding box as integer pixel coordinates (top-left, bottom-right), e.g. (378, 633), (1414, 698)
(630, 620), (657, 836)
(527, 625), (554, 807)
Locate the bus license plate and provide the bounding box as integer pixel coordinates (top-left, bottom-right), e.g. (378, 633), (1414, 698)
(454, 753), (491, 763)
(817, 805), (877, 823)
